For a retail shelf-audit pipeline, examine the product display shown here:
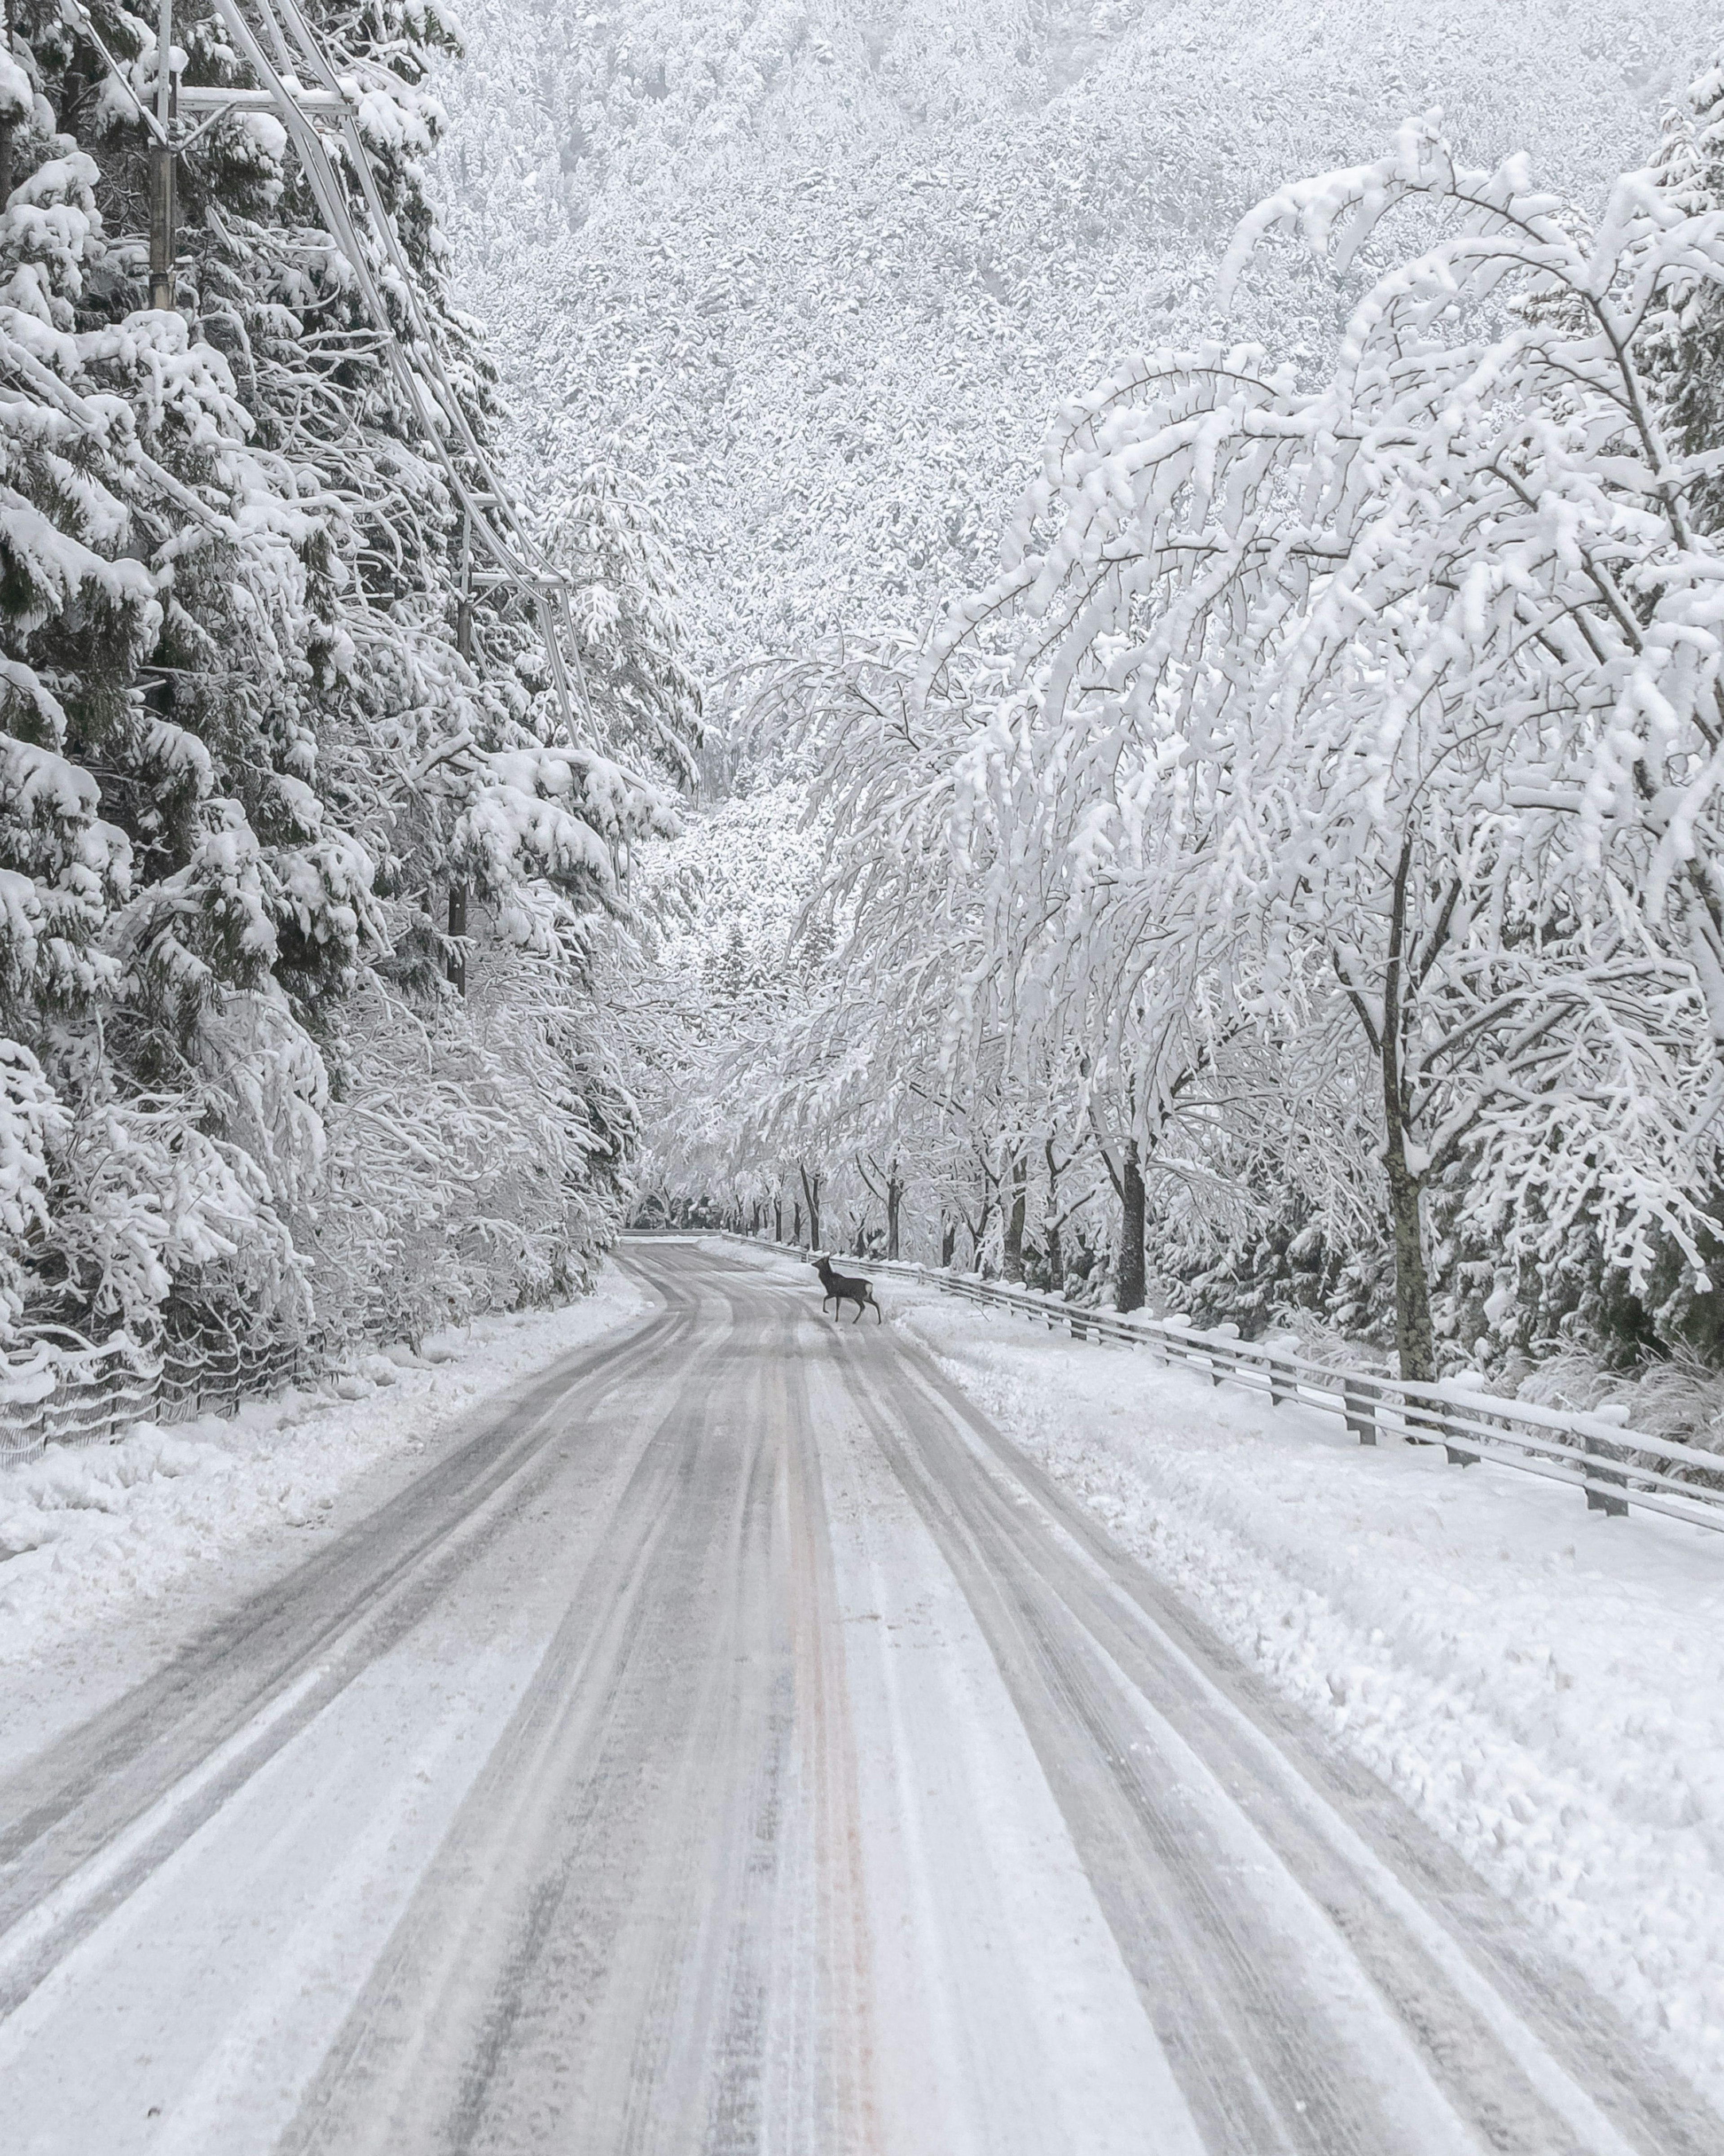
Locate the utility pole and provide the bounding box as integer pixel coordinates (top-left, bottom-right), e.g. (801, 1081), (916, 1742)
(147, 0), (177, 309)
(456, 508), (474, 666)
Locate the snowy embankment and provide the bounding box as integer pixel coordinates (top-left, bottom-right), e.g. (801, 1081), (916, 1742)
(0, 1267), (651, 1764)
(715, 1240), (1724, 2110)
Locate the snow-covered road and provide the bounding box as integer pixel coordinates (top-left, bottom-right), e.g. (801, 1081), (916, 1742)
(0, 1243), (1711, 2154)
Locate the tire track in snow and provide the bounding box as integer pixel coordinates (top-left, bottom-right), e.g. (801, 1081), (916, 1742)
(0, 1284), (691, 2018)
(835, 1309), (1716, 2156)
(277, 1253), (879, 2156)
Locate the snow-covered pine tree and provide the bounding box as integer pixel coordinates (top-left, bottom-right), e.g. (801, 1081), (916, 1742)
(0, 0), (687, 1363)
(1644, 53), (1724, 538)
(550, 442), (702, 788)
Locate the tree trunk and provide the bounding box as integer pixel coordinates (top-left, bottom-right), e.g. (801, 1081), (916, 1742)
(792, 1201), (802, 1246)
(941, 1216), (956, 1267)
(1003, 1153), (1027, 1283)
(799, 1164), (822, 1251)
(1117, 1139), (1146, 1313)
(969, 1193), (992, 1269)
(1383, 1143), (1436, 1382)
(774, 1195), (783, 1243)
(968, 1158), (998, 1271)
(1044, 1140), (1064, 1292)
(1378, 835), (1437, 1383)
(886, 1170), (902, 1261)
(446, 882), (468, 995)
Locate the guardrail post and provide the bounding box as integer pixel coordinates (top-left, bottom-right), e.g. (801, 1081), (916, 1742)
(1443, 1434), (1480, 1467)
(1427, 1393), (1480, 1466)
(1267, 1356), (1292, 1406)
(1343, 1377), (1376, 1445)
(1584, 1432), (1629, 1517)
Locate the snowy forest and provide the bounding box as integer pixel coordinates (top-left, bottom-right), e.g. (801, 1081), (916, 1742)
(10, 0), (1724, 1415)
(0, 0), (694, 1381)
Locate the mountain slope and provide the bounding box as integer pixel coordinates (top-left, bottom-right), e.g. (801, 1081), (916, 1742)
(434, 0), (1715, 663)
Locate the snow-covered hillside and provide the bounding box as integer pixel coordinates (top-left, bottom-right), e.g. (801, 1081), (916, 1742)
(435, 0), (1716, 662)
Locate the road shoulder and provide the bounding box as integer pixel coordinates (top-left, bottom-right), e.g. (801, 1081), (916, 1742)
(0, 1264), (654, 1781)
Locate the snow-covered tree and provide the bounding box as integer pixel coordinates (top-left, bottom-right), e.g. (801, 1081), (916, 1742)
(927, 107), (1724, 1377)
(548, 443), (702, 786)
(0, 0), (689, 1363)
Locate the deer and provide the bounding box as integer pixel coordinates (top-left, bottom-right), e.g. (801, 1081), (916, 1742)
(813, 1253), (882, 1324)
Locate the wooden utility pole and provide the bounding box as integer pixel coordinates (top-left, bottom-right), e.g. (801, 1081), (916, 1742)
(148, 0), (177, 309)
(456, 509), (474, 663)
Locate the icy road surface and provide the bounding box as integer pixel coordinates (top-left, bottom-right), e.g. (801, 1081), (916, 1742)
(0, 1243), (1711, 2155)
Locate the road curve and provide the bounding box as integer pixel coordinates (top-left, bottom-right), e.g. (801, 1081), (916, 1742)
(0, 1241), (1711, 2155)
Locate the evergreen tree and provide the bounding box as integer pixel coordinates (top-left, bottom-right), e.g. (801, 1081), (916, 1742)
(0, 0), (690, 1358)
(1645, 57), (1724, 541)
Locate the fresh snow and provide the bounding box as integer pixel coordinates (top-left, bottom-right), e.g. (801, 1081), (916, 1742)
(0, 1265), (651, 1778)
(717, 1239), (1724, 2116)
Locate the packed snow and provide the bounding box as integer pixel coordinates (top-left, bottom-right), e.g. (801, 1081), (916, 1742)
(716, 1239), (1724, 2115)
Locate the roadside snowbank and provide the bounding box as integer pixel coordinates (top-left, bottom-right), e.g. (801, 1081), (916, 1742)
(879, 1279), (1724, 2114)
(0, 1266), (651, 1674)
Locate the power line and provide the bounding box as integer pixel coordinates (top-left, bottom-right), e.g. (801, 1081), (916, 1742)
(63, 0), (598, 748)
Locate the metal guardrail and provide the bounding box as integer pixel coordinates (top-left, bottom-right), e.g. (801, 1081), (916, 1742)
(708, 1234), (1724, 1537)
(0, 1327), (313, 1471)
